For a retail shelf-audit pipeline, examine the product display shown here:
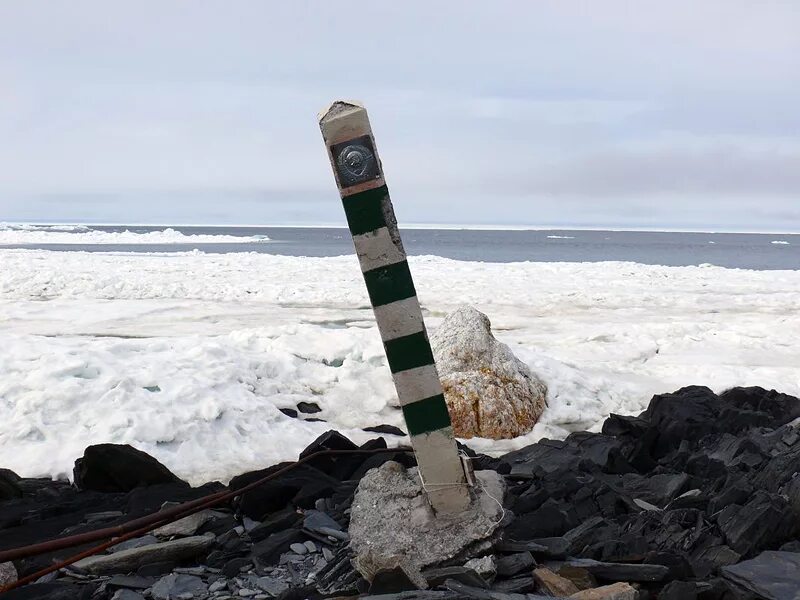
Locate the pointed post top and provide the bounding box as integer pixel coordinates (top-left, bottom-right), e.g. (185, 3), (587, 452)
(317, 99), (364, 123)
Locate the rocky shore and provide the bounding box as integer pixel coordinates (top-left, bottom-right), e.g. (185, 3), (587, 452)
(2, 385), (799, 600)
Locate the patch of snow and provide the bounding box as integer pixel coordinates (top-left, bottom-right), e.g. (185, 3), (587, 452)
(1, 249), (799, 484)
(772, 240), (790, 245)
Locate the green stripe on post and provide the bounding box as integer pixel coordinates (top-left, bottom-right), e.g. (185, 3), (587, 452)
(363, 261), (417, 307)
(342, 185), (390, 236)
(402, 394), (453, 436)
(384, 330), (435, 373)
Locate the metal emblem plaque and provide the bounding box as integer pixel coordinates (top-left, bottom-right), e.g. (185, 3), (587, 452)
(331, 135), (381, 187)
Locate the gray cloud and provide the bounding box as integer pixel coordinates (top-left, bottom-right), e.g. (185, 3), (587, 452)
(0, 1), (798, 230)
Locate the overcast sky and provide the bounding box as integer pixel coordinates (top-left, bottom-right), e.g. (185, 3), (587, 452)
(1, 2), (799, 230)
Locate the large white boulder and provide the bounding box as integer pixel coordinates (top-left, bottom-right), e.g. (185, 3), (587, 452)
(431, 306), (547, 439)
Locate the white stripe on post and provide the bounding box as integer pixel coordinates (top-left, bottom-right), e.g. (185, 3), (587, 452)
(318, 100), (471, 514)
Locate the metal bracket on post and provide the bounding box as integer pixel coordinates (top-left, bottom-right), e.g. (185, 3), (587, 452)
(318, 100), (471, 514)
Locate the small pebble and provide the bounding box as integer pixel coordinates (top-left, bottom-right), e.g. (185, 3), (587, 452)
(322, 547), (334, 561)
(209, 580), (228, 593)
(233, 525), (245, 535)
(289, 543), (308, 555)
(239, 565), (253, 573)
(176, 594), (194, 600)
(238, 590), (257, 597)
(303, 541), (317, 553)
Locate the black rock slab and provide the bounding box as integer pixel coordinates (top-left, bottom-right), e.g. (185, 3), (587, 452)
(250, 528), (303, 565)
(369, 567), (421, 594)
(716, 491), (795, 556)
(298, 430), (362, 480)
(657, 580), (700, 600)
(231, 463), (338, 520)
(423, 566), (488, 590)
(1, 582), (85, 599)
(562, 558), (670, 582)
(719, 387), (800, 426)
(297, 401), (322, 414)
(691, 544), (741, 580)
(0, 468), (22, 501)
(503, 504), (569, 540)
(249, 507), (301, 542)
(494, 552), (535, 578)
(722, 551), (800, 600)
(617, 472), (690, 507)
(363, 424), (407, 436)
(73, 444), (186, 493)
(279, 408), (298, 418)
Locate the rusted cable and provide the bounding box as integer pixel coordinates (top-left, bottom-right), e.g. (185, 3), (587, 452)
(0, 446), (412, 594)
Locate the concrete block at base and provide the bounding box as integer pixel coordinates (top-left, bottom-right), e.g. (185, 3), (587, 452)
(348, 461), (504, 583)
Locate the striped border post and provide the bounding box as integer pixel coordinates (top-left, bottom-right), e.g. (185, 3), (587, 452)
(318, 100), (471, 514)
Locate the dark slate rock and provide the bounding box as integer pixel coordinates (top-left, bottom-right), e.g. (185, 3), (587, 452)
(719, 387), (800, 426)
(303, 509), (343, 534)
(617, 472), (690, 507)
(751, 444), (800, 494)
(490, 576), (536, 593)
(369, 567), (421, 594)
(350, 451), (415, 482)
(0, 468), (23, 501)
(106, 575), (155, 590)
(722, 551), (800, 600)
(222, 556), (252, 577)
(494, 552), (535, 577)
(279, 408), (298, 418)
(1, 582), (84, 600)
(658, 580), (700, 600)
(423, 567), (488, 589)
(124, 481), (222, 515)
(363, 424), (407, 436)
(297, 402), (322, 414)
(249, 507), (301, 542)
(503, 504), (569, 540)
(135, 561), (178, 577)
(528, 537), (569, 559)
(110, 590), (146, 600)
(444, 579), (554, 599)
(691, 544), (741, 580)
(293, 480), (336, 509)
(779, 540), (800, 553)
(495, 539), (548, 555)
(150, 573), (206, 600)
(562, 558), (670, 582)
(298, 430), (361, 480)
(716, 491), (796, 556)
(73, 444), (186, 492)
(500, 433), (632, 478)
(251, 528), (303, 565)
(230, 463), (338, 520)
(197, 513), (237, 537)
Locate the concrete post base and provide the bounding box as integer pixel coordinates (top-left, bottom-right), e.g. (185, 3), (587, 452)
(348, 461), (506, 584)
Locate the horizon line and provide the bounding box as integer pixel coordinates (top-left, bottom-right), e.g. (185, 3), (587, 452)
(2, 220), (800, 236)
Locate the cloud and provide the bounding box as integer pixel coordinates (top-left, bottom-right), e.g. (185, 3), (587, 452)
(0, 1), (798, 229)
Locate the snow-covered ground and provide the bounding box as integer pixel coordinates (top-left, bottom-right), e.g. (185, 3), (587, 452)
(1, 247), (799, 484)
